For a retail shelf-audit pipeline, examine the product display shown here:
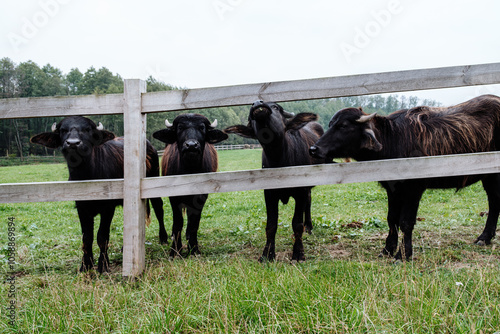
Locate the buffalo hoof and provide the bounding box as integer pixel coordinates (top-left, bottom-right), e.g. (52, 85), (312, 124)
(394, 250), (412, 261)
(188, 245), (201, 256)
(169, 249), (182, 258)
(159, 234), (169, 245)
(475, 239), (487, 246)
(97, 262), (110, 273)
(97, 254), (110, 273)
(291, 254), (305, 262)
(304, 223), (313, 235)
(258, 254), (275, 263)
(378, 247), (393, 258)
(80, 257), (94, 272)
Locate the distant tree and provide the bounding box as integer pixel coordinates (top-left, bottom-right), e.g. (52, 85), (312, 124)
(41, 64), (66, 96)
(146, 75), (176, 92)
(66, 68), (83, 95)
(16, 61), (47, 97)
(80, 66), (98, 94)
(0, 58), (16, 98)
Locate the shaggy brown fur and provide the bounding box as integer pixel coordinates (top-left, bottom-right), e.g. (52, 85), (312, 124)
(384, 95), (500, 157)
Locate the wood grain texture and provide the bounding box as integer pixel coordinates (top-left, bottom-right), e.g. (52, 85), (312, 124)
(0, 93), (123, 119)
(0, 179), (123, 203)
(141, 152), (500, 198)
(3, 152), (500, 204)
(122, 79), (147, 277)
(141, 63), (500, 113)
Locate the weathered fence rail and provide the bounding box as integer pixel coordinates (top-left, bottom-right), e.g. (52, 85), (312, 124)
(1, 62), (500, 277)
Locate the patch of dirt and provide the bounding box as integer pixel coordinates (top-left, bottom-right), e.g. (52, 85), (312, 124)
(342, 221), (363, 229)
(326, 243), (352, 259)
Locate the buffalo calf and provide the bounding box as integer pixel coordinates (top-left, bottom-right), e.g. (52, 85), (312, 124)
(31, 116), (167, 272)
(153, 113), (228, 257)
(225, 101), (325, 261)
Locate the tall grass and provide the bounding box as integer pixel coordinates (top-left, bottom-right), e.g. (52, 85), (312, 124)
(1, 149), (499, 333)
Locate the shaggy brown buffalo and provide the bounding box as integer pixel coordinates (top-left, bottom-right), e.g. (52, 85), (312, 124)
(310, 95), (500, 260)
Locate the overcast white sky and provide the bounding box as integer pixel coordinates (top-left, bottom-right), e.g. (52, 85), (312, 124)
(2, 0), (500, 105)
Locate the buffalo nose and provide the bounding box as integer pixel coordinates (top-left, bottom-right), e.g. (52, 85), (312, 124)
(309, 145), (318, 156)
(184, 139), (200, 150)
(252, 100), (264, 108)
(65, 138), (81, 147)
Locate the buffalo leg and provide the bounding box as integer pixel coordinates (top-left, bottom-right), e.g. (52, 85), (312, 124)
(77, 205), (95, 272)
(478, 175), (500, 245)
(260, 189), (279, 262)
(97, 208), (114, 273)
(169, 197), (184, 257)
(395, 188), (423, 260)
(381, 187), (402, 257)
(291, 192), (307, 261)
(186, 194), (208, 255)
(151, 197), (168, 244)
(304, 188), (313, 234)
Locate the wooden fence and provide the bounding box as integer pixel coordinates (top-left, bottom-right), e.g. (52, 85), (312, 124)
(1, 63), (500, 277)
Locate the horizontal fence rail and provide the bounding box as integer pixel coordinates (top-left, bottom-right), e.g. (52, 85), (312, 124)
(3, 152), (500, 203)
(0, 93), (123, 119)
(142, 152), (500, 198)
(141, 63), (500, 112)
(1, 63), (499, 119)
(0, 179), (123, 203)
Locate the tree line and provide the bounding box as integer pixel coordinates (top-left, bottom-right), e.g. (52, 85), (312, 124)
(0, 57), (439, 158)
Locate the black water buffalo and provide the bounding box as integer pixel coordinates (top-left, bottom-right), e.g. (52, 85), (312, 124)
(31, 116), (167, 273)
(225, 101), (325, 261)
(153, 113), (228, 257)
(310, 94), (500, 260)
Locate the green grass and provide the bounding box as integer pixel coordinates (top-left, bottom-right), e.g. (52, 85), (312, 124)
(1, 149), (500, 333)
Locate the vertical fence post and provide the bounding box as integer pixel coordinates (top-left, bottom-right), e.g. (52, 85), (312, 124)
(122, 79), (147, 278)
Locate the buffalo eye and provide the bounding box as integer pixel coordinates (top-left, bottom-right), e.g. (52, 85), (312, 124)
(198, 124), (206, 132)
(338, 122), (348, 129)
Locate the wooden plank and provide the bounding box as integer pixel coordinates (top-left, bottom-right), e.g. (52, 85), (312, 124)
(141, 151), (500, 198)
(0, 93), (123, 119)
(141, 63), (500, 113)
(2, 151), (500, 204)
(1, 63), (499, 119)
(122, 79), (147, 278)
(0, 179), (123, 203)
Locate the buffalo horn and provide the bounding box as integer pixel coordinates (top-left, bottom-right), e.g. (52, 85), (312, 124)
(51, 122), (57, 132)
(96, 122), (104, 130)
(356, 113), (377, 123)
(210, 119), (218, 128)
(165, 119), (173, 128)
(282, 111), (295, 118)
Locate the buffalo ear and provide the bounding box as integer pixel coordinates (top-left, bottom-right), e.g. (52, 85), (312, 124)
(224, 125), (257, 139)
(92, 129), (115, 145)
(153, 128), (177, 144)
(207, 129), (228, 144)
(30, 133), (61, 149)
(361, 128), (382, 151)
(285, 113), (318, 131)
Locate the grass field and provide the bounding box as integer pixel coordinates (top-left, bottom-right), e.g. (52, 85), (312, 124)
(1, 149), (499, 333)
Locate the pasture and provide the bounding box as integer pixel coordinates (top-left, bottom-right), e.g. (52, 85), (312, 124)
(1, 149), (499, 333)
